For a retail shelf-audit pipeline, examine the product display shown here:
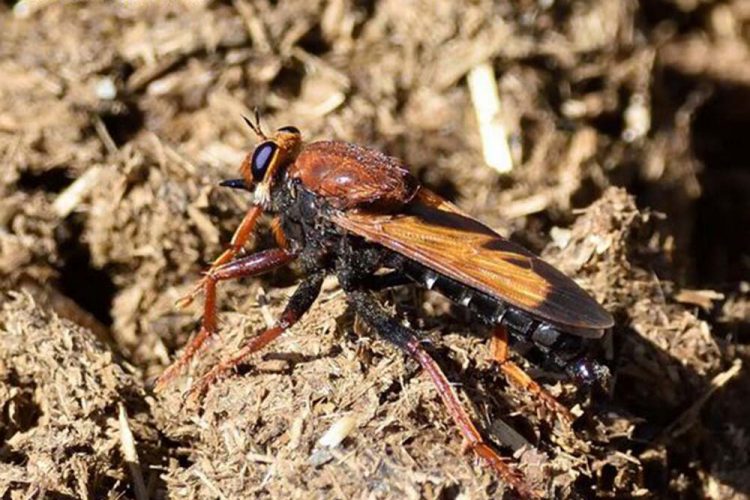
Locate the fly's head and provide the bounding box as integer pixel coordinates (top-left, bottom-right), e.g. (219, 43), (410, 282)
(225, 113), (302, 210)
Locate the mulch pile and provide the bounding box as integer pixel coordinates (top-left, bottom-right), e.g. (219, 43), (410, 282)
(1, 1), (748, 498)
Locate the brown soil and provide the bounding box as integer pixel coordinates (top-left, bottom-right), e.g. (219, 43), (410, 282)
(1, 1), (749, 498)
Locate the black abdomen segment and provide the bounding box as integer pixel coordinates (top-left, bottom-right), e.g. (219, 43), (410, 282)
(400, 260), (587, 367)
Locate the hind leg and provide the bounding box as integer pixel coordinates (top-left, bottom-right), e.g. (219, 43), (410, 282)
(346, 289), (539, 498)
(490, 325), (574, 425)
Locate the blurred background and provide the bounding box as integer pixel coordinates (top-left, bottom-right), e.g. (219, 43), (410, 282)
(0, 1), (748, 498)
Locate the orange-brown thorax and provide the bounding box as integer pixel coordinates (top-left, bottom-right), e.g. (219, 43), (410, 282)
(288, 141), (419, 211)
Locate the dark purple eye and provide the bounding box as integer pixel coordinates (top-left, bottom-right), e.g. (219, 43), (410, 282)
(251, 142), (278, 181)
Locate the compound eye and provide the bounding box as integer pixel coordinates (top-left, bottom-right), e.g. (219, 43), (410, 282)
(277, 125), (300, 134)
(251, 141), (278, 182)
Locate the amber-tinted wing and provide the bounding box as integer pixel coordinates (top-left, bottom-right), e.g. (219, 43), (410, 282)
(331, 188), (613, 335)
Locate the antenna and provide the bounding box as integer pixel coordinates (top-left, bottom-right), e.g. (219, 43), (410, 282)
(242, 108), (266, 139)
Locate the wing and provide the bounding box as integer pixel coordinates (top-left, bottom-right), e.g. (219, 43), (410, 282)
(331, 188), (614, 335)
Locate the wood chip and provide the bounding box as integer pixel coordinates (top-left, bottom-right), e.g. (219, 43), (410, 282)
(674, 289), (726, 311)
(467, 63), (514, 174)
(118, 403), (148, 500)
(53, 165), (105, 217)
(318, 414), (357, 448)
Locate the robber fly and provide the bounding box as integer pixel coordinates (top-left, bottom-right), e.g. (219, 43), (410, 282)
(155, 114), (614, 497)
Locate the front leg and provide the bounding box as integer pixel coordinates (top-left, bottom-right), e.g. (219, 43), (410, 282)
(155, 248), (296, 391)
(177, 205), (263, 308)
(345, 289), (539, 499)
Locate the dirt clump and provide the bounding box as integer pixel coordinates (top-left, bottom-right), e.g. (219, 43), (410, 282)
(1, 0), (749, 498)
(0, 292), (160, 498)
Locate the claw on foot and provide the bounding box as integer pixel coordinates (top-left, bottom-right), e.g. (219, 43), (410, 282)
(186, 364), (229, 404)
(537, 389), (575, 426)
(175, 275), (210, 309)
(469, 442), (541, 499)
(154, 327), (215, 393)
